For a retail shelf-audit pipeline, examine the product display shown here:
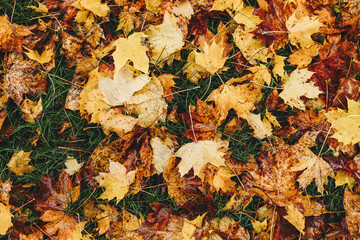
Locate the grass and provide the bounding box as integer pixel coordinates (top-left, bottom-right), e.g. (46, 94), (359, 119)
(0, 0), (352, 239)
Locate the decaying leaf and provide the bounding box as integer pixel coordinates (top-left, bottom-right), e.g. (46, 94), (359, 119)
(0, 15), (32, 52)
(20, 97), (43, 123)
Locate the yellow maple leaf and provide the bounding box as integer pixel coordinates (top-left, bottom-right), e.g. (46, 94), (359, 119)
(182, 212), (206, 240)
(233, 26), (272, 65)
(324, 99), (360, 146)
(207, 75), (262, 125)
(286, 13), (323, 49)
(113, 32), (149, 74)
(249, 65), (272, 85)
(27, 2), (48, 14)
(24, 45), (54, 64)
(290, 131), (334, 194)
(173, 0), (194, 19)
(279, 68), (322, 109)
(150, 137), (173, 173)
(194, 40), (227, 75)
(287, 44), (321, 69)
(98, 108), (138, 135)
(0, 203), (12, 235)
(146, 12), (184, 65)
(73, 0), (110, 17)
(251, 219), (267, 233)
(284, 204), (305, 234)
(174, 139), (228, 177)
(335, 171), (355, 189)
(96, 161), (136, 204)
(248, 113), (273, 139)
(272, 55), (287, 78)
(7, 150), (35, 175)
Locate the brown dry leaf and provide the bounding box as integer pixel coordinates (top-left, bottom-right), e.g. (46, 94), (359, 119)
(0, 15), (32, 52)
(34, 170), (81, 239)
(20, 97), (43, 123)
(344, 187), (360, 238)
(207, 74), (263, 125)
(157, 74), (176, 101)
(96, 161), (136, 203)
(175, 139), (228, 178)
(61, 32), (84, 62)
(7, 150), (35, 175)
(117, 3), (141, 36)
(4, 52), (47, 106)
(223, 189), (254, 212)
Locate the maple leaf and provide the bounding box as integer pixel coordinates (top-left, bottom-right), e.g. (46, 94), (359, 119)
(194, 40), (228, 75)
(0, 15), (32, 52)
(98, 108), (138, 135)
(175, 139), (228, 177)
(248, 65), (272, 85)
(287, 44), (321, 69)
(324, 99), (360, 146)
(64, 156), (83, 176)
(150, 137), (173, 173)
(207, 74), (263, 125)
(112, 32), (149, 74)
(27, 2), (49, 14)
(248, 113), (273, 139)
(73, 0), (110, 17)
(183, 51), (209, 84)
(286, 13), (323, 48)
(98, 64), (150, 106)
(4, 52), (47, 106)
(272, 55), (287, 78)
(7, 150), (35, 175)
(96, 161), (136, 204)
(145, 11), (185, 65)
(290, 131), (334, 194)
(284, 204), (305, 234)
(279, 68), (322, 109)
(173, 0), (194, 19)
(20, 97), (43, 123)
(23, 44), (54, 64)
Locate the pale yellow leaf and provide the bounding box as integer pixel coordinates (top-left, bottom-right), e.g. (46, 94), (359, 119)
(265, 110), (281, 128)
(251, 219), (267, 233)
(182, 212), (207, 240)
(145, 0), (163, 14)
(272, 55), (286, 78)
(98, 108), (138, 135)
(8, 151), (35, 175)
(98, 64), (150, 106)
(324, 99), (360, 146)
(173, 0), (194, 19)
(335, 171), (355, 189)
(248, 65), (272, 85)
(284, 204), (305, 234)
(0, 203), (12, 235)
(175, 139), (228, 177)
(150, 137), (173, 173)
(64, 156), (83, 176)
(146, 12), (185, 65)
(287, 44), (321, 69)
(279, 68), (322, 109)
(248, 113), (273, 139)
(27, 2), (48, 14)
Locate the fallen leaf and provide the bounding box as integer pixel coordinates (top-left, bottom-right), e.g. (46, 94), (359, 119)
(286, 13), (323, 48)
(194, 40), (227, 75)
(4, 52), (47, 106)
(279, 68), (322, 109)
(7, 150), (35, 175)
(284, 204), (305, 234)
(27, 2), (49, 14)
(0, 203), (12, 235)
(324, 99), (360, 146)
(64, 156), (83, 176)
(248, 113), (273, 139)
(112, 32), (149, 74)
(0, 15), (32, 52)
(175, 139), (228, 178)
(20, 97), (43, 123)
(96, 161), (136, 203)
(287, 44), (321, 69)
(73, 0), (110, 17)
(344, 188), (360, 238)
(252, 219), (268, 233)
(24, 44), (54, 64)
(146, 12), (184, 65)
(207, 74), (263, 124)
(150, 137), (173, 173)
